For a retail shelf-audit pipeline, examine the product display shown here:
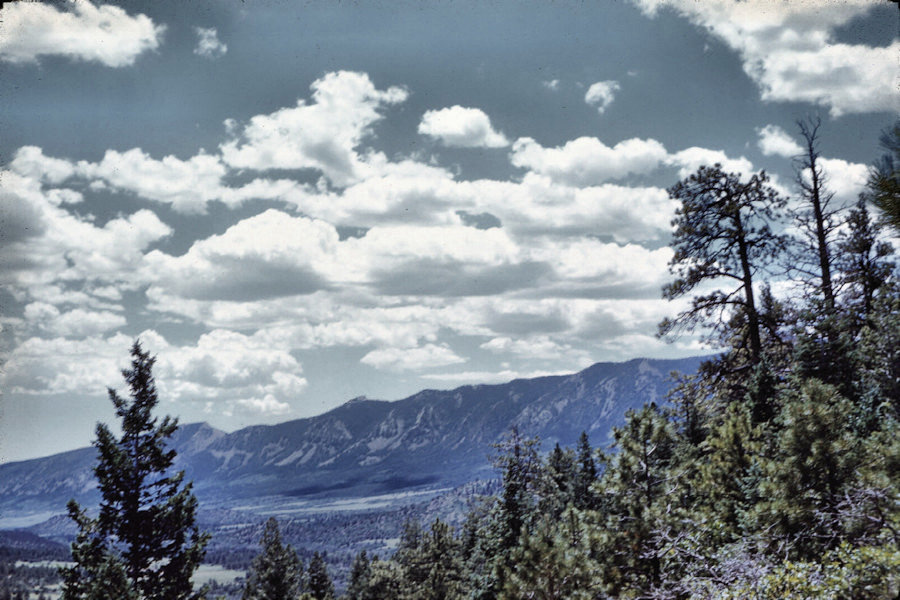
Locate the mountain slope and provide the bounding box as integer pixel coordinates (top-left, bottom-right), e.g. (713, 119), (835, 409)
(0, 356), (703, 522)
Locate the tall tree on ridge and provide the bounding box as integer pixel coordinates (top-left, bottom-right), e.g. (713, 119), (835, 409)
(659, 165), (786, 367)
(789, 117), (840, 311)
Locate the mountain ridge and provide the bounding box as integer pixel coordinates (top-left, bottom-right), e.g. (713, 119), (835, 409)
(0, 356), (705, 524)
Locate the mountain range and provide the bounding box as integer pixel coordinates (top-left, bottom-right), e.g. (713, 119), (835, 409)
(0, 356), (704, 525)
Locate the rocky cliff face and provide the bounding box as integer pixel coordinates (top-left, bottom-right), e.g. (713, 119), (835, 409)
(0, 356), (703, 521)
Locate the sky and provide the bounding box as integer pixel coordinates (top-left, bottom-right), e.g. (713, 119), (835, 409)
(0, 0), (897, 462)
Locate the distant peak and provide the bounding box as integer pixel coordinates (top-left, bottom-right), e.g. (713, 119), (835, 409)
(346, 395), (369, 404)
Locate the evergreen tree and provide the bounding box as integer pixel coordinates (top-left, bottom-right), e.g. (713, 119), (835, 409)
(544, 443), (576, 511)
(60, 342), (208, 600)
(756, 380), (863, 558)
(788, 117), (840, 311)
(305, 552), (334, 600)
(659, 164), (786, 367)
(572, 432), (597, 510)
(501, 508), (597, 600)
(836, 198), (895, 331)
(594, 404), (677, 597)
(867, 119), (900, 233)
(242, 518), (303, 600)
(417, 520), (464, 600)
(343, 550), (370, 600)
(358, 560), (405, 600)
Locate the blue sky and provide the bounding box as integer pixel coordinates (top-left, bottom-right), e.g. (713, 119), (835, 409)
(1, 0), (897, 461)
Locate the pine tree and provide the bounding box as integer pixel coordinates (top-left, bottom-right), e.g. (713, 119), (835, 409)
(659, 164), (786, 367)
(242, 518), (303, 600)
(756, 380), (862, 558)
(788, 117), (840, 311)
(544, 443), (576, 512)
(343, 550), (370, 600)
(501, 508), (597, 600)
(417, 520), (464, 600)
(305, 552), (334, 600)
(573, 432), (598, 510)
(60, 342), (208, 600)
(836, 198), (895, 332)
(594, 404), (677, 597)
(867, 119), (900, 233)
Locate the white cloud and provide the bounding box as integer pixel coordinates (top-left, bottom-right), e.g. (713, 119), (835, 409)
(143, 209), (339, 301)
(418, 106), (509, 148)
(0, 329), (307, 417)
(819, 157), (869, 206)
(510, 136), (668, 186)
(220, 71), (408, 186)
(0, 0), (164, 67)
(361, 343), (466, 372)
(481, 335), (592, 365)
(757, 124), (803, 157)
(77, 148), (227, 214)
(23, 303), (126, 338)
(421, 368), (568, 384)
(0, 170), (172, 292)
(194, 27), (227, 59)
(9, 146), (76, 184)
(667, 147), (756, 179)
(542, 79), (560, 91)
(584, 80), (621, 114)
(631, 0), (898, 117)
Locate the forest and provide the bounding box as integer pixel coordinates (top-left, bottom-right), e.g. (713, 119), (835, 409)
(27, 119), (900, 599)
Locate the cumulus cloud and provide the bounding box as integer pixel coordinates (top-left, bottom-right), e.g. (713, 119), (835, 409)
(584, 80), (621, 114)
(220, 71), (408, 186)
(0, 170), (172, 292)
(542, 79), (560, 91)
(757, 124), (803, 157)
(0, 329), (307, 417)
(0, 0), (164, 67)
(361, 343), (466, 372)
(77, 148), (228, 214)
(418, 106), (509, 148)
(510, 136), (668, 186)
(23, 303), (126, 338)
(666, 147), (756, 179)
(631, 0), (898, 116)
(143, 209), (338, 301)
(9, 146), (76, 184)
(194, 27), (227, 58)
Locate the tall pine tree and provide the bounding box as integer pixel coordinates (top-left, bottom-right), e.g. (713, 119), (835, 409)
(61, 342), (208, 600)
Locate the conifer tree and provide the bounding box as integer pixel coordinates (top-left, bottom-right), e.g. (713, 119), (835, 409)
(789, 117), (840, 311)
(836, 198), (895, 331)
(418, 519), (464, 600)
(867, 119), (900, 233)
(573, 431), (598, 510)
(756, 380), (862, 558)
(595, 404), (677, 596)
(242, 518), (303, 600)
(502, 508), (597, 600)
(659, 165), (786, 367)
(306, 552), (334, 600)
(343, 550), (370, 600)
(60, 342), (208, 600)
(545, 443), (576, 510)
